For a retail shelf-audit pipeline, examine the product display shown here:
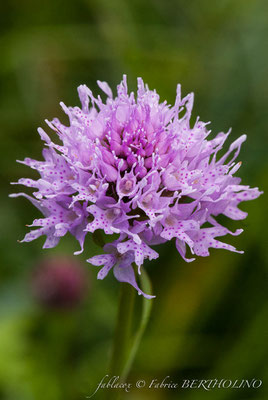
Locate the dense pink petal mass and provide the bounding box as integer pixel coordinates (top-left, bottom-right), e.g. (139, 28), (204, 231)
(11, 76), (262, 297)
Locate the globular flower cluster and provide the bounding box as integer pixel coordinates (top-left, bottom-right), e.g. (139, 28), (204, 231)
(11, 76), (262, 298)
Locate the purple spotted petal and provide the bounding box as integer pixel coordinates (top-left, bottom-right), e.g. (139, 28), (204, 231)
(113, 262), (155, 300)
(87, 254), (116, 280)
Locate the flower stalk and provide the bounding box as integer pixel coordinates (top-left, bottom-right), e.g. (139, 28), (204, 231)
(108, 269), (153, 399)
(121, 269), (153, 381)
(109, 282), (135, 377)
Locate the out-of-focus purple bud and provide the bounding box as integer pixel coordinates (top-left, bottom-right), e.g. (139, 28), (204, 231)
(31, 256), (89, 309)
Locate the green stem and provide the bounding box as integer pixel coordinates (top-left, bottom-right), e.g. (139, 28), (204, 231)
(109, 282), (135, 377)
(121, 269), (153, 381)
(107, 270), (153, 400)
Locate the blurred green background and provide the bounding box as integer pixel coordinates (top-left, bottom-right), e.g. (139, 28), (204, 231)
(0, 0), (267, 399)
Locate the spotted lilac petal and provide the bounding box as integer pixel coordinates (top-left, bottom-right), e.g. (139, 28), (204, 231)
(117, 239), (159, 274)
(88, 246), (155, 298)
(85, 204), (121, 235)
(175, 239), (196, 263)
(87, 254), (116, 280)
(113, 262), (155, 300)
(161, 218), (199, 251)
(189, 227), (244, 257)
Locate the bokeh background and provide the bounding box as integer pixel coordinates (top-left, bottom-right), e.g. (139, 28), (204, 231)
(0, 1), (267, 399)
